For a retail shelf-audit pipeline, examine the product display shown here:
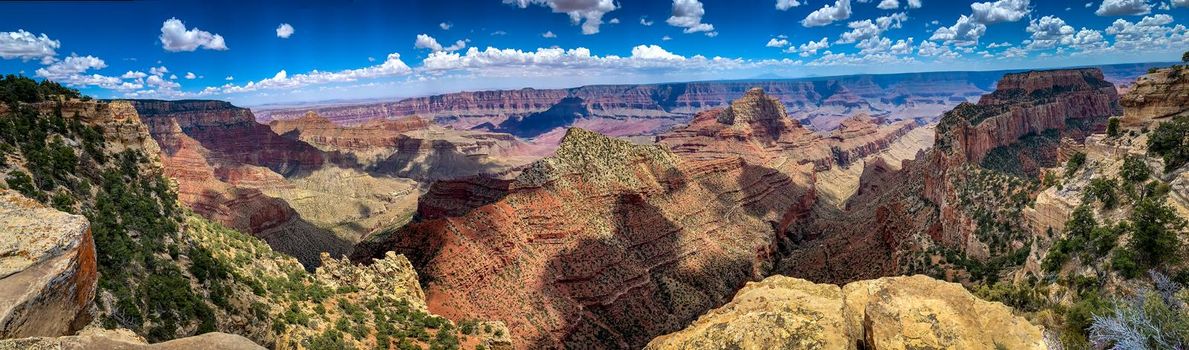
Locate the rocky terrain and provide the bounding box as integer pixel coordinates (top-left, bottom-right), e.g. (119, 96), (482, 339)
(353, 127), (818, 348)
(254, 63), (1160, 141)
(0, 82), (508, 350)
(644, 275), (1046, 350)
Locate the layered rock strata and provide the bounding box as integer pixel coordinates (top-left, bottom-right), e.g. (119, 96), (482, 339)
(353, 127), (816, 349)
(0, 190), (97, 339)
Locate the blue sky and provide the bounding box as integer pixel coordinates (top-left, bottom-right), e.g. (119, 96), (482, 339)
(1, 0), (1186, 106)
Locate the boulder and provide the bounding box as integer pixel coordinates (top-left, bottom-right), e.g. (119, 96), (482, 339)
(646, 275), (1047, 350)
(0, 190), (97, 339)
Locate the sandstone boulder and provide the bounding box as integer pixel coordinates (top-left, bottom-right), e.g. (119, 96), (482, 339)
(646, 275), (1047, 350)
(0, 190), (96, 339)
(0, 328), (264, 350)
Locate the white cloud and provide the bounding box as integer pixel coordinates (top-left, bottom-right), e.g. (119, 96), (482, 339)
(1105, 14), (1187, 51)
(766, 38), (790, 47)
(169, 74), (178, 80)
(121, 71), (148, 79)
(1174, 0), (1189, 8)
(930, 15), (986, 46)
(907, 0), (922, 8)
(226, 75), (234, 81)
(149, 66), (169, 76)
(0, 30), (59, 63)
(986, 42), (1012, 48)
(790, 37), (830, 56)
(503, 0), (618, 35)
(776, 0), (802, 10)
(667, 0), (716, 35)
(216, 53), (411, 94)
(1095, 0), (1152, 16)
(276, 23), (294, 38)
(440, 22), (453, 30)
(185, 72), (197, 79)
(970, 0), (1030, 24)
(640, 16), (654, 26)
(877, 0), (899, 9)
(608, 18), (620, 24)
(662, 35), (673, 41)
(418, 44), (796, 78)
(1025, 16), (1074, 49)
(918, 40), (959, 58)
(34, 54), (139, 91)
(802, 0), (852, 27)
(543, 31), (557, 38)
(159, 18), (228, 52)
(414, 34), (467, 52)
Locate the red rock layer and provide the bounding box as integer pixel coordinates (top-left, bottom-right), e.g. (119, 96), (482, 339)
(352, 128), (816, 349)
(131, 100), (326, 176)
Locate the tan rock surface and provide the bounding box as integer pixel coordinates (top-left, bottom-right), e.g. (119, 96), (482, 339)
(0, 328), (264, 350)
(646, 275), (1047, 350)
(0, 190), (96, 339)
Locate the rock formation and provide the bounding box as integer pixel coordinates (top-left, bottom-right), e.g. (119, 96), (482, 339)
(0, 190), (96, 339)
(1120, 65), (1189, 127)
(254, 63), (1156, 140)
(644, 275), (1047, 350)
(0, 329), (265, 350)
(353, 127), (816, 349)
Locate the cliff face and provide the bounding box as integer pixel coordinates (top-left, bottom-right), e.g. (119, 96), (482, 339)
(1120, 65), (1189, 127)
(353, 127), (816, 349)
(254, 70), (1007, 137)
(644, 275), (1047, 350)
(934, 68), (1120, 166)
(0, 190), (96, 339)
(131, 100), (326, 176)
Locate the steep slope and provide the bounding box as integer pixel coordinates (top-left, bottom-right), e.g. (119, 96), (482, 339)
(353, 127), (816, 349)
(645, 275), (1046, 350)
(0, 82), (507, 350)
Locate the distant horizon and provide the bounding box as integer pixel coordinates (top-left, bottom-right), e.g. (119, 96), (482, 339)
(3, 0), (1187, 106)
(233, 59), (1172, 109)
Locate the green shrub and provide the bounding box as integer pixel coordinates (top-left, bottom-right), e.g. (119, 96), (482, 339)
(1065, 152), (1087, 177)
(1147, 116), (1188, 172)
(1083, 178), (1119, 209)
(1106, 117), (1121, 137)
(1119, 155), (1151, 185)
(1128, 197), (1187, 269)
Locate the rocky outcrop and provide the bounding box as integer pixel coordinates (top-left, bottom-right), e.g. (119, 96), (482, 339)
(130, 100), (325, 176)
(934, 68), (1120, 166)
(353, 127), (816, 349)
(0, 190), (96, 339)
(0, 329), (264, 350)
(1120, 65), (1189, 127)
(645, 275), (1046, 350)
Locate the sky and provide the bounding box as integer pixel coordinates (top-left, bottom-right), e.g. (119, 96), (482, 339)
(1, 0), (1187, 106)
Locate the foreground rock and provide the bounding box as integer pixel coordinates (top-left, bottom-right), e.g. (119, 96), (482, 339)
(0, 190), (96, 339)
(0, 329), (263, 350)
(645, 275), (1046, 350)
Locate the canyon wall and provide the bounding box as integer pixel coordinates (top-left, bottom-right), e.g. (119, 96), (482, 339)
(353, 127), (817, 349)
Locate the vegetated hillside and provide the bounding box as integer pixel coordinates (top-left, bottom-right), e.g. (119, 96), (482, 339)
(0, 75), (508, 350)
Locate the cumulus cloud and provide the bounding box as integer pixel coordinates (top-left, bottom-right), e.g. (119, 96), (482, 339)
(1105, 14), (1188, 51)
(802, 0), (852, 27)
(1095, 0), (1152, 16)
(776, 0), (802, 10)
(215, 53), (411, 94)
(929, 15), (985, 46)
(1174, 0), (1189, 8)
(667, 0), (716, 35)
(839, 13), (907, 44)
(640, 16), (654, 26)
(877, 0), (900, 9)
(414, 34), (467, 52)
(907, 0), (922, 8)
(542, 31), (557, 38)
(767, 38), (791, 47)
(159, 18), (228, 52)
(0, 30), (59, 63)
(1023, 15), (1108, 52)
(440, 22), (453, 30)
(185, 72), (197, 79)
(276, 23), (294, 38)
(970, 0), (1030, 24)
(918, 40), (958, 58)
(34, 54), (139, 91)
(419, 44), (796, 78)
(503, 0), (618, 35)
(149, 66), (169, 76)
(792, 37), (830, 56)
